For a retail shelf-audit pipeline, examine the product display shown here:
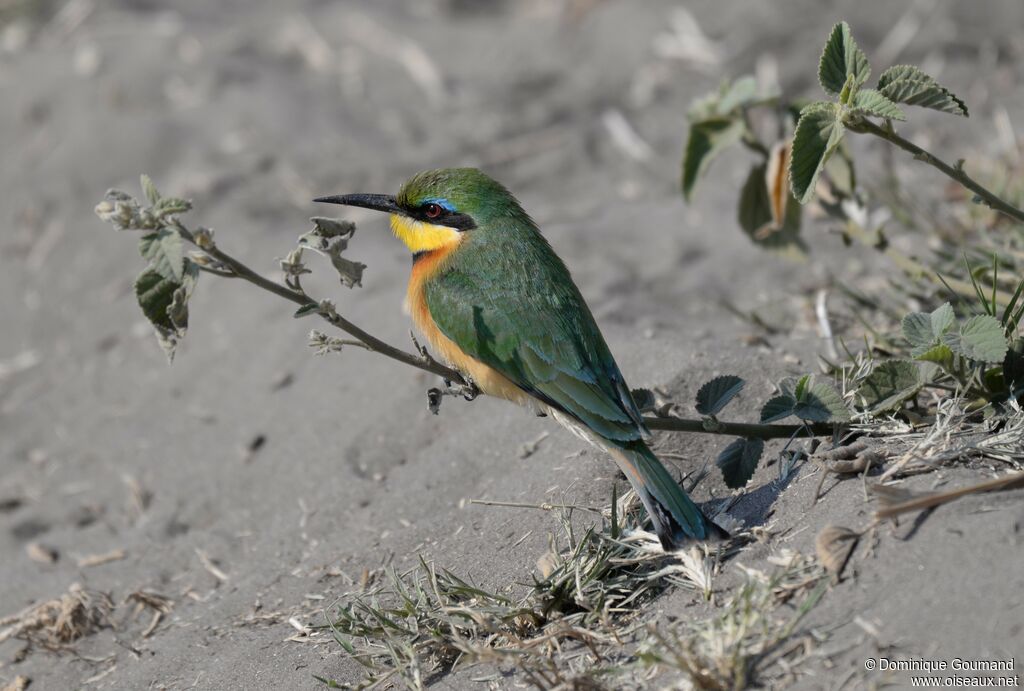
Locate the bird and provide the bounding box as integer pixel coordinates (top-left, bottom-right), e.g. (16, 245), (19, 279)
(315, 168), (722, 549)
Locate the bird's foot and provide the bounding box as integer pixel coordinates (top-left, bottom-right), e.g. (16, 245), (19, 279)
(426, 378), (479, 415)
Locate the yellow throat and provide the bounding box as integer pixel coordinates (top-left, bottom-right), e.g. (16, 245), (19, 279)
(390, 214), (462, 254)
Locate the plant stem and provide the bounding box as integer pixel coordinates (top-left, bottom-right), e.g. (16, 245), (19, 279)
(173, 219), (833, 441)
(644, 416), (834, 439)
(172, 219), (466, 384)
(850, 118), (1024, 225)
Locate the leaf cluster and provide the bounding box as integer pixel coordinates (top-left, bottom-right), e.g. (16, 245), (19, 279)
(95, 176), (199, 360)
(685, 374), (849, 489)
(856, 294), (1024, 413)
(94, 177), (367, 361)
(681, 21), (970, 255)
(790, 21), (967, 204)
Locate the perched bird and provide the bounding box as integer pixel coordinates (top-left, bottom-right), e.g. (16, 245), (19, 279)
(315, 168), (721, 549)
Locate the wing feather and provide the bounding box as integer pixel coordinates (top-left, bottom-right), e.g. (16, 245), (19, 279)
(424, 232), (646, 442)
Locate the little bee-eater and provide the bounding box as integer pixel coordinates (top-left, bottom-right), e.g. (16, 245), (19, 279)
(316, 168), (721, 548)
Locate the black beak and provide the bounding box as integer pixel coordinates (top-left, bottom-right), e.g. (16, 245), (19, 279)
(312, 193), (404, 215)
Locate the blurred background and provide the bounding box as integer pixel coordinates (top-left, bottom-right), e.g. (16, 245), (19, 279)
(2, 1), (1022, 688)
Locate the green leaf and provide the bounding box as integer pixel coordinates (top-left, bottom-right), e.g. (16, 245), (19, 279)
(818, 21), (871, 96)
(134, 261), (198, 362)
(737, 163), (772, 232)
(630, 388), (657, 413)
(716, 437), (764, 489)
(737, 163), (806, 256)
(789, 102), (845, 204)
(1003, 337), (1024, 394)
(916, 344), (955, 369)
(794, 374), (811, 401)
(793, 377), (851, 422)
(857, 360), (924, 412)
(139, 228), (185, 282)
(167, 261), (198, 332)
(902, 311), (935, 350)
(929, 303), (955, 339)
(903, 303), (955, 356)
(877, 65), (968, 116)
(294, 303), (321, 318)
(688, 76), (778, 121)
(717, 76), (759, 114)
(682, 117), (745, 202)
(850, 89), (906, 120)
(695, 375), (745, 416)
(760, 395), (796, 423)
(944, 315), (1009, 363)
(140, 174), (161, 205)
(155, 197), (192, 217)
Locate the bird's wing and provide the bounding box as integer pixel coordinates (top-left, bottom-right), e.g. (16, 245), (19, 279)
(424, 241), (647, 443)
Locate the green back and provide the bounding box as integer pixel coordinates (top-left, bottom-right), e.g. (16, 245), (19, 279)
(424, 215), (647, 443)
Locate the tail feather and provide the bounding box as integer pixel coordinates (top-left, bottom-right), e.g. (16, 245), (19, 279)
(608, 441), (723, 549)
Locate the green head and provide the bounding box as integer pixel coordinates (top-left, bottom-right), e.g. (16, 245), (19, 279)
(314, 168), (533, 254)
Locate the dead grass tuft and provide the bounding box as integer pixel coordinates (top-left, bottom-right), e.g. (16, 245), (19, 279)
(637, 550), (828, 690)
(314, 494), (824, 690)
(0, 583), (114, 650)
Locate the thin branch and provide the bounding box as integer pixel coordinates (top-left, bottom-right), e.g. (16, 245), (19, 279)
(171, 219), (834, 441)
(849, 118), (1024, 225)
(171, 219), (467, 384)
(644, 416), (834, 439)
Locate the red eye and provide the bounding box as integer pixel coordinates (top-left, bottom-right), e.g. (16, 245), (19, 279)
(424, 203), (442, 219)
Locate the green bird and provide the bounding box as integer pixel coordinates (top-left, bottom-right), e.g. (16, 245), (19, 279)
(315, 168), (722, 548)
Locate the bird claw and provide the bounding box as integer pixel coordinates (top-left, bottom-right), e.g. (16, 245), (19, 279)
(427, 378), (479, 415)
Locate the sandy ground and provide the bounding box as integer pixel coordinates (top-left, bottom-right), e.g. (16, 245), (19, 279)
(2, 1), (1023, 688)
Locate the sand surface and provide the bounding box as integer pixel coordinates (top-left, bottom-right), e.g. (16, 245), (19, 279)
(2, 1), (1023, 688)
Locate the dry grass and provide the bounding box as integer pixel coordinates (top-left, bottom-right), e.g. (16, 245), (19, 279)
(0, 583), (113, 651)
(313, 493), (828, 690)
(637, 550), (828, 690)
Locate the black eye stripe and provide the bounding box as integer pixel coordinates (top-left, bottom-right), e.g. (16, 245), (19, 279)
(407, 204), (477, 231)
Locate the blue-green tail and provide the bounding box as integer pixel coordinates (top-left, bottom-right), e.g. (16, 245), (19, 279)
(608, 441), (724, 549)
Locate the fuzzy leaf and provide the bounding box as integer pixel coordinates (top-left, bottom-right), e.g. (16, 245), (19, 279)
(630, 388), (657, 413)
(1003, 337), (1024, 393)
(878, 65), (968, 116)
(944, 315), (1009, 363)
(716, 76), (759, 114)
(695, 375), (745, 416)
(738, 161), (805, 256)
(793, 378), (851, 422)
(902, 311), (935, 350)
(298, 218), (367, 288)
(850, 89), (906, 120)
(688, 76), (778, 121)
(140, 174), (161, 205)
(858, 360), (923, 412)
(135, 261), (198, 362)
(790, 102), (844, 204)
(139, 228), (185, 282)
(716, 437), (764, 489)
(818, 22), (871, 96)
(929, 303), (956, 339)
(294, 303), (321, 319)
(310, 216), (357, 238)
(760, 395), (796, 423)
(167, 261), (198, 332)
(155, 197), (192, 217)
(794, 374), (811, 401)
(915, 344), (955, 368)
(682, 117), (745, 201)
(738, 162), (773, 232)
